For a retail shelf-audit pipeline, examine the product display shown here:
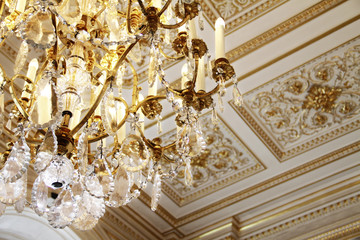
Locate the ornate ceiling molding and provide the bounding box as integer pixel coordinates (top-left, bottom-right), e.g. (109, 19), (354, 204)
(159, 112), (265, 206)
(136, 140), (360, 229)
(201, 0), (288, 34)
(225, 0), (346, 63)
(232, 37), (360, 160)
(242, 193), (360, 240)
(308, 219), (360, 240)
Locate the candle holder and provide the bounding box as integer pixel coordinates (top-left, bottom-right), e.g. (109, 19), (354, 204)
(212, 58), (235, 82)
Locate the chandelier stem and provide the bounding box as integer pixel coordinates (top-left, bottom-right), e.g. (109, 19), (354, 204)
(157, 0), (172, 16)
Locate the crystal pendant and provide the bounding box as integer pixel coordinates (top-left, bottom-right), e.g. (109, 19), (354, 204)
(0, 137), (30, 183)
(48, 188), (77, 228)
(35, 127), (57, 173)
(72, 210), (98, 231)
(151, 171), (161, 211)
(41, 155), (74, 189)
(177, 123), (206, 157)
(84, 174), (104, 198)
(14, 172), (26, 213)
(21, 11), (56, 49)
(14, 41), (28, 75)
(232, 84), (243, 107)
(211, 106), (219, 125)
(31, 175), (49, 216)
(184, 157), (193, 186)
(108, 167), (131, 207)
(0, 173), (26, 204)
(117, 134), (150, 172)
(82, 190), (105, 219)
(76, 130), (89, 176)
(56, 0), (81, 26)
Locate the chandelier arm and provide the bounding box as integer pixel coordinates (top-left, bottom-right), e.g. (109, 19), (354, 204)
(159, 45), (185, 60)
(92, 4), (106, 20)
(126, 58), (140, 107)
(0, 0), (4, 21)
(126, 0), (134, 34)
(136, 123), (176, 156)
(157, 0), (172, 17)
(136, 0), (147, 16)
(195, 84), (220, 98)
(159, 14), (190, 29)
(88, 96), (131, 143)
(117, 10), (126, 18)
(9, 74), (35, 120)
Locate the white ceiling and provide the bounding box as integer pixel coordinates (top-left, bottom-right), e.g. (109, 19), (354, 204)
(0, 0), (359, 240)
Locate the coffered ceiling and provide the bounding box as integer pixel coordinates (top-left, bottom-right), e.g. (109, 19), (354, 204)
(0, 0), (359, 240)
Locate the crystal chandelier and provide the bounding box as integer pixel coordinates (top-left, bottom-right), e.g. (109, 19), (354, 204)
(0, 0), (242, 230)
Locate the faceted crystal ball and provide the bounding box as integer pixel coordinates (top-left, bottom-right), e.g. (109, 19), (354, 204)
(41, 155), (74, 189)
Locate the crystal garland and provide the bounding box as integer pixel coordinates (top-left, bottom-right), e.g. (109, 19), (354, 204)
(0, 0), (243, 230)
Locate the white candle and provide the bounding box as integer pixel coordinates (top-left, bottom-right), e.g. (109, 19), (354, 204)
(70, 109), (81, 130)
(148, 77), (157, 96)
(116, 104), (126, 143)
(189, 19), (197, 39)
(22, 58), (38, 99)
(196, 57), (205, 91)
(215, 18), (225, 59)
(152, 0), (162, 9)
(38, 83), (51, 124)
(15, 0), (26, 12)
(181, 63), (188, 88)
(27, 58), (38, 81)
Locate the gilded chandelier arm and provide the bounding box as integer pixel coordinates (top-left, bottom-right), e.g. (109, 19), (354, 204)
(9, 75), (34, 120)
(126, 0), (134, 34)
(159, 14), (190, 29)
(157, 0), (172, 16)
(159, 45), (185, 60)
(136, 0), (147, 16)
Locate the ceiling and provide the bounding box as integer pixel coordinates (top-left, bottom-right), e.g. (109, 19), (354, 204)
(0, 0), (359, 239)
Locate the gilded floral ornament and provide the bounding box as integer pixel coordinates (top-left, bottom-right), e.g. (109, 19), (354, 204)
(302, 85), (342, 113)
(245, 42), (360, 145)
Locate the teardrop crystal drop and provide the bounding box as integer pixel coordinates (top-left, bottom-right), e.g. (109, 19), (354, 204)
(0, 137), (30, 183)
(184, 158), (193, 186)
(151, 171), (161, 211)
(108, 167), (130, 207)
(35, 127), (57, 173)
(31, 175), (49, 216)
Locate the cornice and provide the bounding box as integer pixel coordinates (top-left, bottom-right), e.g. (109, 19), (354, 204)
(226, 0), (346, 63)
(242, 194), (360, 240)
(308, 220), (360, 240)
(137, 141), (360, 229)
